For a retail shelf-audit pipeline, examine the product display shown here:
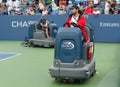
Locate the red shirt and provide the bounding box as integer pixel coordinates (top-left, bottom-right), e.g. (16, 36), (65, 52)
(64, 15), (88, 42)
(59, 0), (66, 6)
(84, 6), (93, 15)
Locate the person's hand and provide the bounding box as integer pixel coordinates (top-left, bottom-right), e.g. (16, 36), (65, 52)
(46, 20), (49, 24)
(71, 22), (78, 27)
(69, 20), (76, 24)
(69, 21), (72, 24)
(69, 21), (75, 25)
(69, 21), (76, 24)
(115, 10), (118, 14)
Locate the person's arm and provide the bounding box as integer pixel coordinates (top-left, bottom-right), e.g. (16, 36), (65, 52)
(40, 23), (43, 26)
(64, 17), (71, 27)
(78, 16), (88, 42)
(111, 7), (115, 11)
(40, 23), (47, 28)
(46, 20), (50, 24)
(110, 5), (117, 13)
(77, 16), (86, 29)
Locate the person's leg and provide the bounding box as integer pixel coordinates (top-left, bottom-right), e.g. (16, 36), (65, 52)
(37, 24), (41, 30)
(45, 28), (50, 38)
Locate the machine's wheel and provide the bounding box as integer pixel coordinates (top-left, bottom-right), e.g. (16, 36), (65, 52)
(91, 63), (96, 77)
(55, 78), (58, 81)
(29, 41), (35, 47)
(54, 78), (63, 82)
(79, 79), (85, 83)
(28, 43), (31, 47)
(91, 69), (96, 77)
(73, 79), (80, 83)
(38, 44), (43, 47)
(65, 79), (71, 83)
(63, 79), (71, 83)
(50, 45), (54, 48)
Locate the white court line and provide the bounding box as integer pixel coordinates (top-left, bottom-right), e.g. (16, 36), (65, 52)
(0, 52), (21, 61)
(0, 52), (20, 54)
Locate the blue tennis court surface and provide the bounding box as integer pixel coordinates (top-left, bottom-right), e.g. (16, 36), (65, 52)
(0, 53), (20, 61)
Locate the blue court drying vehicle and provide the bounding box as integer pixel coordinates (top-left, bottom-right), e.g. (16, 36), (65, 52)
(49, 25), (95, 83)
(28, 22), (58, 47)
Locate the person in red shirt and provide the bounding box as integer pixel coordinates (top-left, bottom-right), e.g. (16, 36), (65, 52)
(84, 3), (93, 14)
(64, 5), (88, 42)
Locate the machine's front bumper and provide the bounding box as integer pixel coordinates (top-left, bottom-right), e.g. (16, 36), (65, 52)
(49, 60), (95, 79)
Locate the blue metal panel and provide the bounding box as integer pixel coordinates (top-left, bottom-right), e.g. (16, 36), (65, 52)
(54, 28), (83, 63)
(48, 23), (58, 38)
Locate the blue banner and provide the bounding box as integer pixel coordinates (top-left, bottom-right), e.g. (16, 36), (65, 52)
(87, 15), (120, 42)
(0, 15), (120, 42)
